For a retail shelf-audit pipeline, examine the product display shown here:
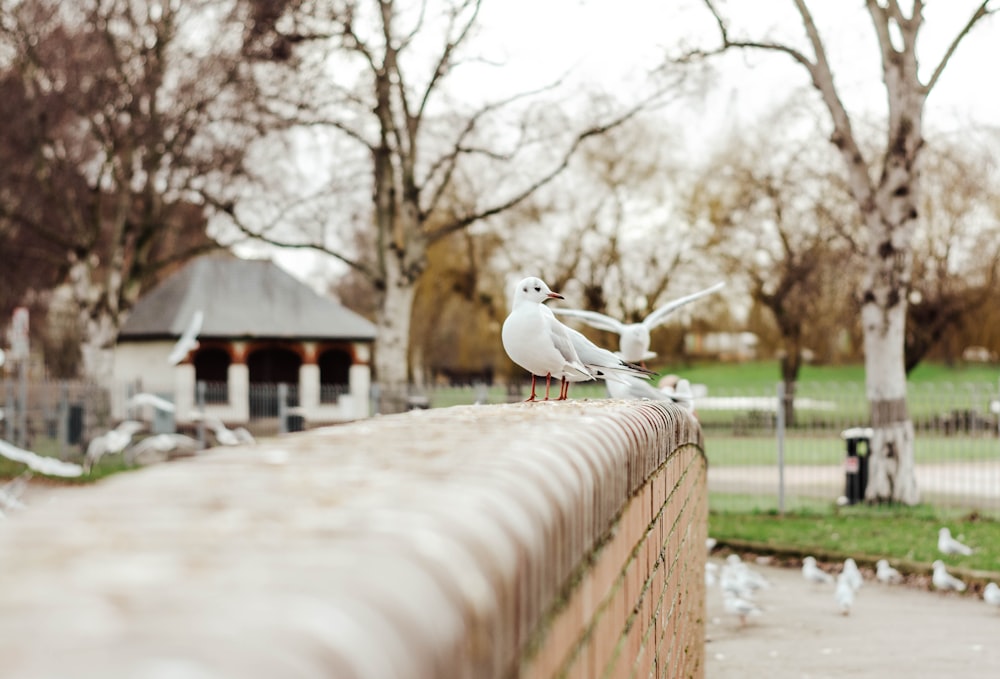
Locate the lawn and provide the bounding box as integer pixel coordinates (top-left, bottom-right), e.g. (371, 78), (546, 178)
(709, 503), (1000, 578)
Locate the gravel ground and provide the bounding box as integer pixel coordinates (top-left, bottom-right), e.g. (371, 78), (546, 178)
(705, 556), (1000, 679)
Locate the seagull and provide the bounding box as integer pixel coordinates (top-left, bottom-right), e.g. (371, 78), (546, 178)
(84, 420), (147, 472)
(835, 572), (855, 616)
(802, 556), (833, 585)
(722, 591), (762, 627)
(706, 537), (718, 554)
(0, 472), (31, 512)
(125, 392), (176, 414)
(938, 527), (974, 556)
(875, 559), (903, 585)
(706, 561), (719, 587)
(167, 310), (204, 365)
(0, 438), (84, 477)
(551, 281), (725, 364)
(502, 277), (652, 401)
(983, 582), (1000, 609)
(605, 374), (695, 412)
(124, 433), (203, 466)
(841, 558), (864, 590)
(931, 560), (966, 592)
(189, 413), (256, 446)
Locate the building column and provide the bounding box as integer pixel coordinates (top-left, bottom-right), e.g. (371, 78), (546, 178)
(299, 363), (320, 418)
(174, 365), (196, 424)
(229, 363), (249, 423)
(349, 364), (371, 420)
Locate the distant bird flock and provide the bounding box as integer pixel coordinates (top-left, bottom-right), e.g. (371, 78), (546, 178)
(709, 525), (998, 627)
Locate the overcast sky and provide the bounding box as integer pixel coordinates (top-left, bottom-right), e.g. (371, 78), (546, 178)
(259, 0), (999, 287)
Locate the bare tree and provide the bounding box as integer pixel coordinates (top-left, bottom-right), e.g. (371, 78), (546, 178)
(906, 137), (1000, 371)
(230, 0), (674, 411)
(689, 105), (859, 422)
(688, 0), (998, 504)
(0, 0), (262, 378)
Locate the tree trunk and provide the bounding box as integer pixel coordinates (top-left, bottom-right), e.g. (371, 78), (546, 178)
(373, 255), (417, 414)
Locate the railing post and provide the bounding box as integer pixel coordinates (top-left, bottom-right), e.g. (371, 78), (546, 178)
(278, 383), (288, 434)
(196, 381), (207, 447)
(776, 380), (786, 515)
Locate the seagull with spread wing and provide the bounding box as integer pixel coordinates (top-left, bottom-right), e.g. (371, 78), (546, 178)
(551, 282), (725, 365)
(167, 310), (204, 365)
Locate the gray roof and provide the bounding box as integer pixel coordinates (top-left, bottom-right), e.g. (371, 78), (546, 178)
(118, 255), (376, 341)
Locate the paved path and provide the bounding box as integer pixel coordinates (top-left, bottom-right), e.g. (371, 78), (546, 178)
(706, 557), (1000, 679)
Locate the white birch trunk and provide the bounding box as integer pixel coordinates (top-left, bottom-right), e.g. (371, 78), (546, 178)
(373, 256), (416, 414)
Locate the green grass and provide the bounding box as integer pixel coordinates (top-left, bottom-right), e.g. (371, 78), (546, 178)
(704, 433), (1000, 466)
(710, 503), (1000, 575)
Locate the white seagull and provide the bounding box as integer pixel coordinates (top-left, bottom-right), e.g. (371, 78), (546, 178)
(125, 392), (176, 414)
(124, 433), (203, 466)
(931, 560), (967, 592)
(841, 558), (864, 590)
(167, 309), (204, 365)
(802, 556), (833, 585)
(189, 413), (256, 446)
(835, 572), (855, 616)
(983, 582), (1000, 609)
(0, 438), (84, 477)
(84, 420), (147, 472)
(502, 277), (652, 401)
(551, 281), (725, 364)
(722, 591), (762, 627)
(875, 559), (903, 585)
(938, 527), (974, 556)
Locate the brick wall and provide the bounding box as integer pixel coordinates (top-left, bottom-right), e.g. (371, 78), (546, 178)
(0, 400), (706, 679)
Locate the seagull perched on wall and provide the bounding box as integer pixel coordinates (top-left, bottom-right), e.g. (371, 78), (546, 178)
(124, 433), (203, 466)
(189, 413), (256, 446)
(551, 281), (725, 365)
(0, 438), (84, 477)
(167, 310), (204, 365)
(502, 277), (654, 401)
(938, 527), (974, 555)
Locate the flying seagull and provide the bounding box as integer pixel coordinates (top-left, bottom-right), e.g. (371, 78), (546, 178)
(167, 310), (204, 365)
(0, 438), (84, 477)
(551, 281), (725, 364)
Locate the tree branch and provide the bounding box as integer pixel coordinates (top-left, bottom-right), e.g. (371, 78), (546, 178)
(924, 1), (996, 94)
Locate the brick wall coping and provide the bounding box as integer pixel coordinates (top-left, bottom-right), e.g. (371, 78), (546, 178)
(0, 400), (703, 679)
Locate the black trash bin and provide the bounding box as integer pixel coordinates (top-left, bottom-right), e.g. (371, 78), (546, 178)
(286, 414), (305, 432)
(67, 404), (84, 445)
(841, 427), (872, 504)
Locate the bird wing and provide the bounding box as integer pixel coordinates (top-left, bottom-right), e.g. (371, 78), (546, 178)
(127, 393), (176, 413)
(642, 281), (726, 330)
(167, 310), (204, 365)
(0, 438), (84, 477)
(550, 308), (627, 334)
(545, 315), (592, 379)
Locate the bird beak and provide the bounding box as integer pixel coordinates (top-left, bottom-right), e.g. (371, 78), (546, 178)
(547, 292), (564, 300)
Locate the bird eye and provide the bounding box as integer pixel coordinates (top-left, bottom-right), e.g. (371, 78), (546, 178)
(534, 286), (541, 292)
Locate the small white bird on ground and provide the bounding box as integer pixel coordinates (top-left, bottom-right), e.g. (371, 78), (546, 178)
(841, 558), (864, 590)
(802, 556), (834, 585)
(125, 392), (176, 414)
(983, 582), (1000, 609)
(85, 420), (147, 472)
(124, 433), (203, 466)
(835, 572), (855, 615)
(706, 562), (719, 587)
(0, 438), (84, 477)
(931, 560), (967, 592)
(189, 413), (256, 446)
(875, 559), (903, 585)
(722, 591), (762, 627)
(551, 282), (726, 365)
(167, 310), (204, 365)
(502, 277), (652, 401)
(938, 527), (974, 556)
(706, 537), (718, 554)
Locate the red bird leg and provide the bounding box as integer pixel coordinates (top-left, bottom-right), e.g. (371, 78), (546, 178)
(544, 372), (553, 400)
(558, 378), (570, 400)
(526, 374), (538, 402)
